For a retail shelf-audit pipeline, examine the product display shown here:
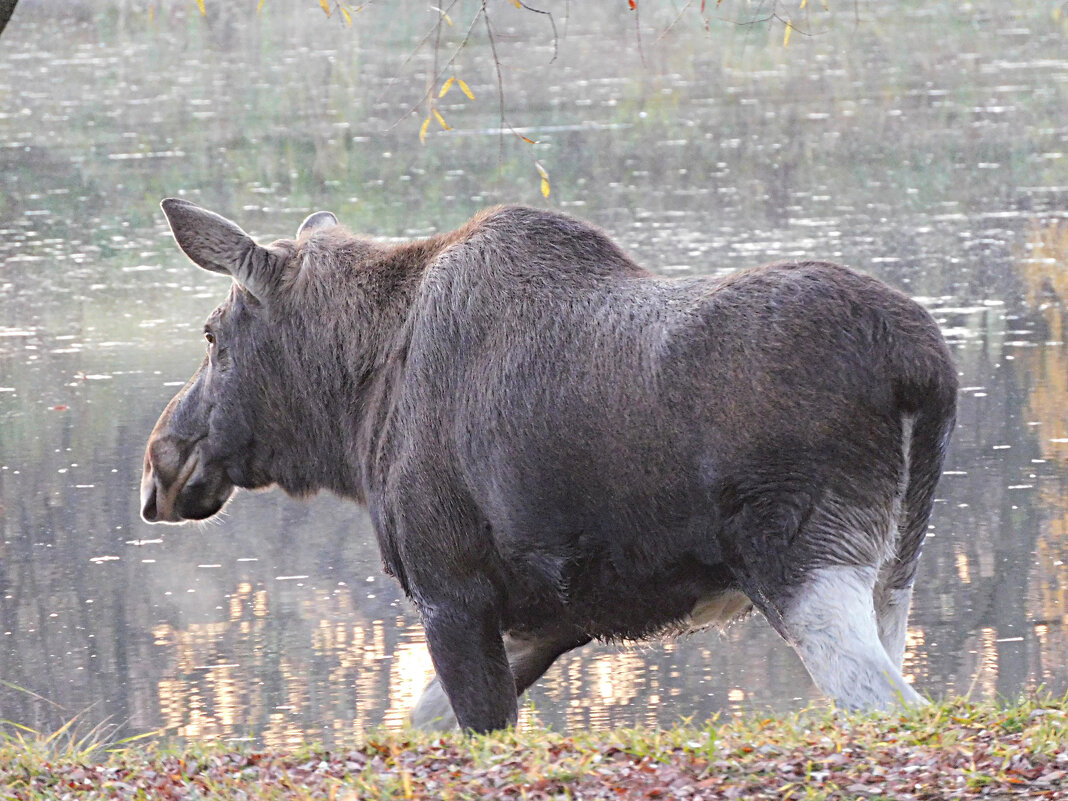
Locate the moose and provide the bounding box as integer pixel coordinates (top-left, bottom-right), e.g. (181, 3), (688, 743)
(141, 199), (957, 733)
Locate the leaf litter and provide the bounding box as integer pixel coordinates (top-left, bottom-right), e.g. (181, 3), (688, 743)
(2, 696), (1065, 800)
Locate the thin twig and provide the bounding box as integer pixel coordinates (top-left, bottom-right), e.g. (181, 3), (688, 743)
(385, 2), (483, 132)
(633, 1), (645, 67)
(656, 0), (696, 43)
(772, 12), (814, 39)
(376, 0), (462, 106)
(429, 6), (443, 110)
(516, 0), (559, 63)
(482, 1), (507, 165)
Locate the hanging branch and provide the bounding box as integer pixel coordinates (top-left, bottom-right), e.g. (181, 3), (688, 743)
(514, 1), (559, 63)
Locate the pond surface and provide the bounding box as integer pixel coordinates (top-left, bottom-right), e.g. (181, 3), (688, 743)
(1, 1), (1067, 747)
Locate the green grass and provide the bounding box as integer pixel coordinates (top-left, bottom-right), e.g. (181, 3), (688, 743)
(2, 694), (1066, 800)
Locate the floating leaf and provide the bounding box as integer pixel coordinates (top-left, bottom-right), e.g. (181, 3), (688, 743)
(194, 0), (205, 16)
(540, 177), (551, 198)
(519, 135), (536, 144)
(419, 116), (430, 144)
(340, 5), (352, 25)
(319, 0), (331, 16)
(439, 76), (455, 98)
(432, 108), (450, 130)
(783, 23), (792, 47)
(457, 78), (475, 100)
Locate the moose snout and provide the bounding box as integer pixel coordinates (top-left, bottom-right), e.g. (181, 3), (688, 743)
(140, 435), (235, 524)
(140, 437), (195, 523)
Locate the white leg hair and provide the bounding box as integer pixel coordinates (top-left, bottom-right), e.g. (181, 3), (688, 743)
(410, 674), (458, 732)
(875, 585), (914, 669)
(874, 411), (917, 670)
(783, 565), (924, 710)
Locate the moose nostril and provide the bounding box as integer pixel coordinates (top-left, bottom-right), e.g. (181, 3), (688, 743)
(141, 486), (159, 523)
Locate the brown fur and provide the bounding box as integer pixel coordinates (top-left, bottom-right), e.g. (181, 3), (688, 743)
(142, 201), (957, 732)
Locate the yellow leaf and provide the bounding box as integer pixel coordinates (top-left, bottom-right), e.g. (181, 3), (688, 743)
(430, 6), (453, 25)
(419, 116), (430, 144)
(512, 0), (521, 6)
(148, 4), (154, 22)
(319, 0), (331, 16)
(439, 76), (455, 98)
(519, 135), (535, 144)
(540, 177), (551, 198)
(257, 0), (265, 11)
(432, 108), (450, 130)
(799, 0), (806, 7)
(340, 5), (352, 25)
(194, 0), (205, 16)
(457, 78), (475, 100)
(783, 23), (792, 47)
(1054, 5), (1062, 20)
(534, 160), (549, 180)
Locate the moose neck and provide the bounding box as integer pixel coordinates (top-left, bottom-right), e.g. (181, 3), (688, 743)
(273, 232), (453, 504)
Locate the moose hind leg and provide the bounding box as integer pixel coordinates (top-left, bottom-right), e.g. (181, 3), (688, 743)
(874, 577), (914, 669)
(782, 564), (924, 710)
(410, 675), (457, 732)
(507, 628), (592, 695)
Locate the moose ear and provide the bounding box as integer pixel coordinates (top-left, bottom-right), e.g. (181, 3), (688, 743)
(296, 210), (339, 238)
(160, 198), (282, 300)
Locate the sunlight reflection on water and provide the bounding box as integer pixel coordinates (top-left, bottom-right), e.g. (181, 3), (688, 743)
(1, 0), (1067, 747)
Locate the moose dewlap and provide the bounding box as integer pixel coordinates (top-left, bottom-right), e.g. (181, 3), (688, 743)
(141, 200), (957, 733)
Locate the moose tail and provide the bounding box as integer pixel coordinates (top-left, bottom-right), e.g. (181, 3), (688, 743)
(877, 348), (958, 666)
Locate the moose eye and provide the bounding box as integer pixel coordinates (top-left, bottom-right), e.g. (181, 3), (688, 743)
(205, 330), (216, 347)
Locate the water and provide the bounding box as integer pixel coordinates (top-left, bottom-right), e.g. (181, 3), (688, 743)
(1, 0), (1067, 747)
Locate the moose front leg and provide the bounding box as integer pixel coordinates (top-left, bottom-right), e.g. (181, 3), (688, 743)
(419, 592), (518, 734)
(412, 627), (592, 731)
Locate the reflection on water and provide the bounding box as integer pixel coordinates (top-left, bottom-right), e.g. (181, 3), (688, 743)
(1, 0), (1067, 746)
(1020, 221), (1068, 695)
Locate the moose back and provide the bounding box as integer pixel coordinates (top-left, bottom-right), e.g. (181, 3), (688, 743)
(140, 201), (957, 733)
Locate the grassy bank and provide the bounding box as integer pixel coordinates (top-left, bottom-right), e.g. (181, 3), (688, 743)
(2, 696), (1066, 800)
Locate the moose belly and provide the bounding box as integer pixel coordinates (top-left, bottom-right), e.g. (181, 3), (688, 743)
(682, 589), (753, 633)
